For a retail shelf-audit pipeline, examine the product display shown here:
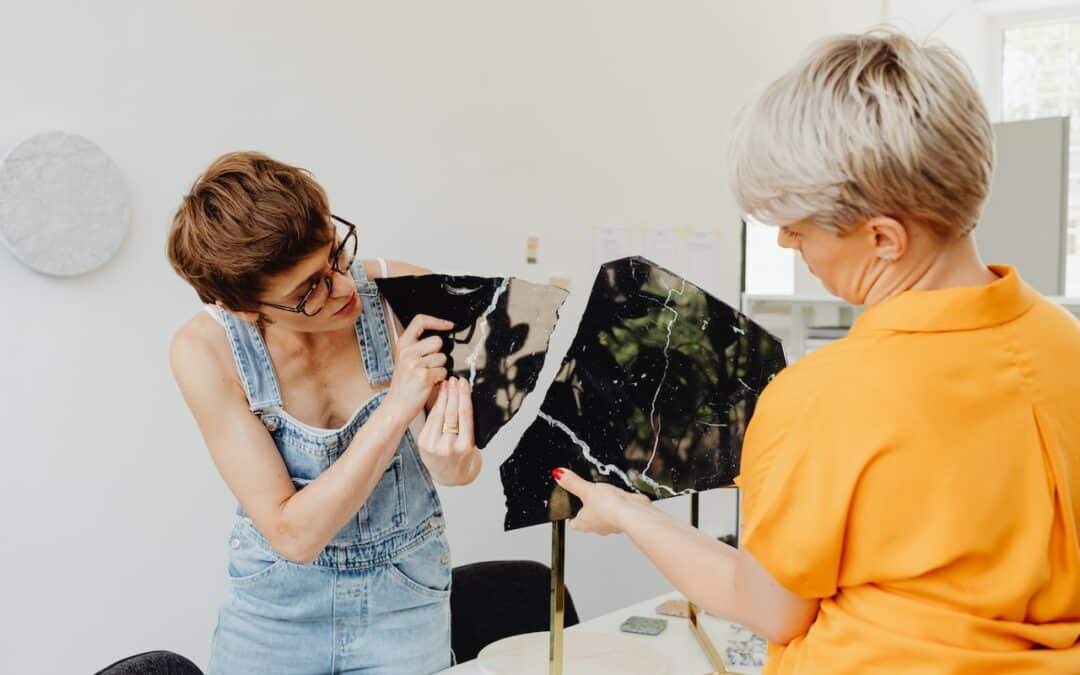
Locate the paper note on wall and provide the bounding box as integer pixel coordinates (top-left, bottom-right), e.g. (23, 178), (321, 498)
(643, 226), (687, 274)
(591, 225), (635, 270)
(686, 228), (724, 297)
(592, 225), (724, 294)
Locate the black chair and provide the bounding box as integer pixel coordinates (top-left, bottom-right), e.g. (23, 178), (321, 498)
(94, 651), (203, 675)
(451, 559), (580, 663)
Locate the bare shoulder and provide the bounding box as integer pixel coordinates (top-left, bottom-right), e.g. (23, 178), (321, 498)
(362, 258), (431, 280)
(169, 311), (238, 397)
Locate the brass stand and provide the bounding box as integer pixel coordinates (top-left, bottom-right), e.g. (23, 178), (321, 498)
(734, 489), (741, 543)
(688, 493), (739, 675)
(544, 495), (738, 674)
(549, 519), (566, 675)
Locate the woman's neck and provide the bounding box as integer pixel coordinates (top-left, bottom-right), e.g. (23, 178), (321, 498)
(262, 322), (349, 356)
(864, 234), (999, 308)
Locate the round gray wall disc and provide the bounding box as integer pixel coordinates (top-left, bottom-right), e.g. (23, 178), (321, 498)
(0, 131), (130, 276)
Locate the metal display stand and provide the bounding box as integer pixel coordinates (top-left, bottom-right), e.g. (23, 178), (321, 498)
(687, 492), (741, 675)
(548, 519), (566, 675)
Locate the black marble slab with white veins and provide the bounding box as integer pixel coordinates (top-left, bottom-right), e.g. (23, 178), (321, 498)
(375, 274), (568, 449)
(500, 256), (786, 530)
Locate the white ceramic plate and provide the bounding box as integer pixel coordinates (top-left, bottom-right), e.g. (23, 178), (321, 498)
(477, 630), (670, 675)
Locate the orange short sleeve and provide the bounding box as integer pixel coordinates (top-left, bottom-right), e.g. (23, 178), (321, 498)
(737, 365), (875, 599)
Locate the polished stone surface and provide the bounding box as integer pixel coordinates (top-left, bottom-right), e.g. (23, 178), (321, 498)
(500, 256), (785, 530)
(375, 274), (568, 449)
(0, 131), (129, 276)
(723, 624), (768, 668)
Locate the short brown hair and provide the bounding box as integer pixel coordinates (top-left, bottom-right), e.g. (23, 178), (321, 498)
(730, 28), (994, 238)
(167, 151), (333, 312)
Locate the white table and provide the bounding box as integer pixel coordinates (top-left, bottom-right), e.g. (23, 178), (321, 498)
(440, 591), (765, 675)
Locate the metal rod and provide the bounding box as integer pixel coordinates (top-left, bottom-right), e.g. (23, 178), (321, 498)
(549, 519), (565, 675)
(690, 603), (736, 674)
(734, 488), (741, 547)
(688, 493), (737, 674)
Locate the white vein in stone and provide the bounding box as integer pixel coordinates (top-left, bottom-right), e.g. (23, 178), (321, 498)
(539, 411), (687, 498)
(737, 376), (757, 394)
(643, 279), (687, 475)
(464, 277), (511, 388)
(539, 412), (639, 490)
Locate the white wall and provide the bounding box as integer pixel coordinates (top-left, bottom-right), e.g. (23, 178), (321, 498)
(0, 2), (880, 672)
(887, 0), (992, 94)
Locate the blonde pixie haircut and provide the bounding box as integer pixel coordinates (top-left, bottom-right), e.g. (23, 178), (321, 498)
(730, 28), (994, 238)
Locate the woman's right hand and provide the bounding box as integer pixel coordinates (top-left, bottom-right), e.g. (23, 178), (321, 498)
(385, 314), (454, 422)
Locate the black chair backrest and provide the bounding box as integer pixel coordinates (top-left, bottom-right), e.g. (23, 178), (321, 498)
(451, 559), (581, 663)
(94, 650), (203, 675)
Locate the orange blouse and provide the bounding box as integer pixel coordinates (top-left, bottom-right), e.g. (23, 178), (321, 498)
(736, 266), (1080, 674)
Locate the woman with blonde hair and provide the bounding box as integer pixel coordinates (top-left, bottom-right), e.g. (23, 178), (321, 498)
(555, 29), (1080, 673)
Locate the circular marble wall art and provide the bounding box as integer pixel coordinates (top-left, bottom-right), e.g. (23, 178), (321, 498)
(0, 131), (130, 276)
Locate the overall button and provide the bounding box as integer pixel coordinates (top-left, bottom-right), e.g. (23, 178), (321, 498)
(230, 538), (240, 549)
(262, 417), (280, 432)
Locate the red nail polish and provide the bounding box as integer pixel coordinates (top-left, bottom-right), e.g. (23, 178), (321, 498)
(552, 468), (564, 480)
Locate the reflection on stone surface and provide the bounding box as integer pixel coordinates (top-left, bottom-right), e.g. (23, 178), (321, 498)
(500, 256), (786, 530)
(375, 274), (568, 449)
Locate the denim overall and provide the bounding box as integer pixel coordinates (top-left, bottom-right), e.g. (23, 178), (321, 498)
(207, 260), (452, 675)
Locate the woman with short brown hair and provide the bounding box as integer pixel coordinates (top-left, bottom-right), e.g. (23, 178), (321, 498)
(168, 152), (479, 674)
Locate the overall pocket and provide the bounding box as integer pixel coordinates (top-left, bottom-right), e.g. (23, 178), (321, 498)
(357, 453), (408, 542)
(386, 531), (452, 599)
(226, 522), (287, 586)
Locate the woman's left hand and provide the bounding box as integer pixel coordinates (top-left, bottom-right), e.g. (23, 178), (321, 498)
(553, 468), (653, 535)
(417, 377), (482, 486)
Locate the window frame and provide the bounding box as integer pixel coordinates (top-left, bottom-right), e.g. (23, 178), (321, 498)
(986, 3), (1080, 290)
(986, 3), (1080, 122)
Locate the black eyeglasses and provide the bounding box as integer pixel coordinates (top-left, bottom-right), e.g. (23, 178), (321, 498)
(261, 214), (369, 316)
